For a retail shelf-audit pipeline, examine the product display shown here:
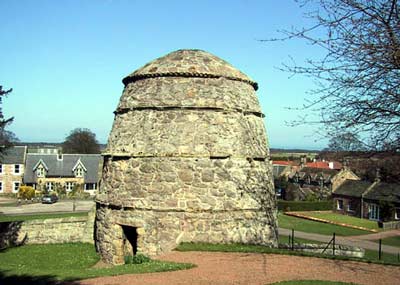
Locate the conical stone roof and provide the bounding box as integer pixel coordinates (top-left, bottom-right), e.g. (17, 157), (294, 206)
(122, 49), (258, 90)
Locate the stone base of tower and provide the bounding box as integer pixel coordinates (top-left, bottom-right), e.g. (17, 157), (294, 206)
(95, 203), (278, 265)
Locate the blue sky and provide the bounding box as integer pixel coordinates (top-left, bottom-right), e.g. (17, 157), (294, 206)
(0, 0), (327, 149)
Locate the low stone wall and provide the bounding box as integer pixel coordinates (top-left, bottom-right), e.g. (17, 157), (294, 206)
(279, 243), (365, 258)
(381, 221), (400, 230)
(0, 211), (95, 249)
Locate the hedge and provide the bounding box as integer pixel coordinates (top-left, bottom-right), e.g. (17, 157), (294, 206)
(277, 200), (333, 212)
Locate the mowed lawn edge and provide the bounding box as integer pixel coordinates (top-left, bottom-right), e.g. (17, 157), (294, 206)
(0, 243), (194, 282)
(278, 213), (372, 236)
(288, 211), (380, 231)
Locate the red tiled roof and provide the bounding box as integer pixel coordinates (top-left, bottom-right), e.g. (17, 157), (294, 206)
(306, 162), (330, 169)
(272, 161), (292, 165)
(305, 161), (342, 170)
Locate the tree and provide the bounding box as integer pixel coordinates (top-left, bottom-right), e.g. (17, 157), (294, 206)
(62, 128), (100, 154)
(267, 0), (400, 151)
(324, 132), (366, 152)
(0, 85), (18, 151)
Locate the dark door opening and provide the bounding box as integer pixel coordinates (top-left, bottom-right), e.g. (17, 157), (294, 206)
(122, 225), (138, 255)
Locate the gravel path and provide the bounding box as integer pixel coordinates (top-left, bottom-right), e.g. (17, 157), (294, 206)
(80, 251), (400, 285)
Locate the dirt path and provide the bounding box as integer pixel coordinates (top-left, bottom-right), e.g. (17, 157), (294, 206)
(348, 230), (400, 241)
(80, 251), (400, 285)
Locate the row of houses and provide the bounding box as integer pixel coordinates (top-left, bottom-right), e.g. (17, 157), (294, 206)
(0, 146), (102, 196)
(272, 159), (400, 222)
(334, 179), (400, 222)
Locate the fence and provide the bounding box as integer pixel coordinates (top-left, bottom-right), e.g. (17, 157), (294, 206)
(284, 229), (400, 262)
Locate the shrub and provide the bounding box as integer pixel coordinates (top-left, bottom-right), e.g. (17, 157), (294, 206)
(124, 254), (151, 264)
(18, 186), (36, 200)
(278, 200), (333, 212)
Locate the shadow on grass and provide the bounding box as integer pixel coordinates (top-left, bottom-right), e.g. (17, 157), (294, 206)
(0, 270), (80, 285)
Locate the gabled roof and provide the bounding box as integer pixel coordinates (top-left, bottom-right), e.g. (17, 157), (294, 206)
(33, 159), (49, 171)
(0, 146), (27, 164)
(272, 165), (290, 178)
(72, 158), (87, 172)
(24, 154), (102, 184)
(334, 180), (373, 198)
(364, 182), (400, 204)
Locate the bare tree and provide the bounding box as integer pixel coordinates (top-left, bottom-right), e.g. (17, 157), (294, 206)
(324, 132), (366, 152)
(266, 0), (400, 151)
(62, 128), (100, 154)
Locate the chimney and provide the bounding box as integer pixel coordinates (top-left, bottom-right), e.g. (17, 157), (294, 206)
(374, 168), (381, 183)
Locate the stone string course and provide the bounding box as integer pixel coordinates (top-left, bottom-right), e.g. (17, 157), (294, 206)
(95, 49), (278, 264)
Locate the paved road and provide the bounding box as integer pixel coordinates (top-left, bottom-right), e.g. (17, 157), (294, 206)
(0, 200), (95, 215)
(279, 227), (400, 255)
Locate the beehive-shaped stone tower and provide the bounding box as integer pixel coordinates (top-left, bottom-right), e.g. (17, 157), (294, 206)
(95, 49), (278, 264)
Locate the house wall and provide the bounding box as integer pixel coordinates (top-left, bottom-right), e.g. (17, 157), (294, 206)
(332, 195), (362, 218)
(0, 164), (24, 194)
(331, 169), (360, 192)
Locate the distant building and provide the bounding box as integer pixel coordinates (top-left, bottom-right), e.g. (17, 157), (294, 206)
(333, 179), (400, 222)
(23, 153), (102, 195)
(0, 146), (27, 194)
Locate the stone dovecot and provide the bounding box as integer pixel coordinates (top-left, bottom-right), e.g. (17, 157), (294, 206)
(95, 49), (278, 264)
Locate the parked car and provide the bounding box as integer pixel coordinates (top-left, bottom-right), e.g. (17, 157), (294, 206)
(41, 195), (58, 204)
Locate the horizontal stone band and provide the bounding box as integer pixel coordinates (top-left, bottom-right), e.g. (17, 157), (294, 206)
(122, 71), (259, 91)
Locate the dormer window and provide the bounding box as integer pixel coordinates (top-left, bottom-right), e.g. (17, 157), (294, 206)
(72, 158), (87, 178)
(75, 167), (84, 177)
(33, 159), (48, 178)
(37, 166), (45, 178)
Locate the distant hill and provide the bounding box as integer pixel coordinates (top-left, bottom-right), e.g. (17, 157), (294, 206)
(14, 142), (107, 151)
(270, 148), (320, 154)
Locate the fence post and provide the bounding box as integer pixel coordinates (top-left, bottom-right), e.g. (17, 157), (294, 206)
(332, 233), (335, 256)
(379, 239), (382, 260)
(291, 229), (294, 251)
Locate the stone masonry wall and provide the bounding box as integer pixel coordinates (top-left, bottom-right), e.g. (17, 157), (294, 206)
(0, 164), (24, 194)
(0, 210), (95, 248)
(96, 50), (278, 264)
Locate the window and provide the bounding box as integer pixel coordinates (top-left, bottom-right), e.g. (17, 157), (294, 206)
(75, 167), (84, 177)
(13, 181), (20, 193)
(46, 182), (53, 192)
(395, 208), (400, 220)
(84, 183), (97, 191)
(0, 181), (3, 192)
(347, 200), (356, 212)
(337, 199), (343, 210)
(0, 164), (2, 174)
(65, 182), (74, 192)
(14, 164), (20, 174)
(369, 204), (380, 221)
(37, 166), (45, 177)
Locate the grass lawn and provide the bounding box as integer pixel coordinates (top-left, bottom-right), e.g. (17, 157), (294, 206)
(370, 236), (400, 248)
(0, 243), (193, 283)
(269, 280), (359, 285)
(296, 211), (380, 231)
(0, 212), (88, 222)
(278, 213), (371, 236)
